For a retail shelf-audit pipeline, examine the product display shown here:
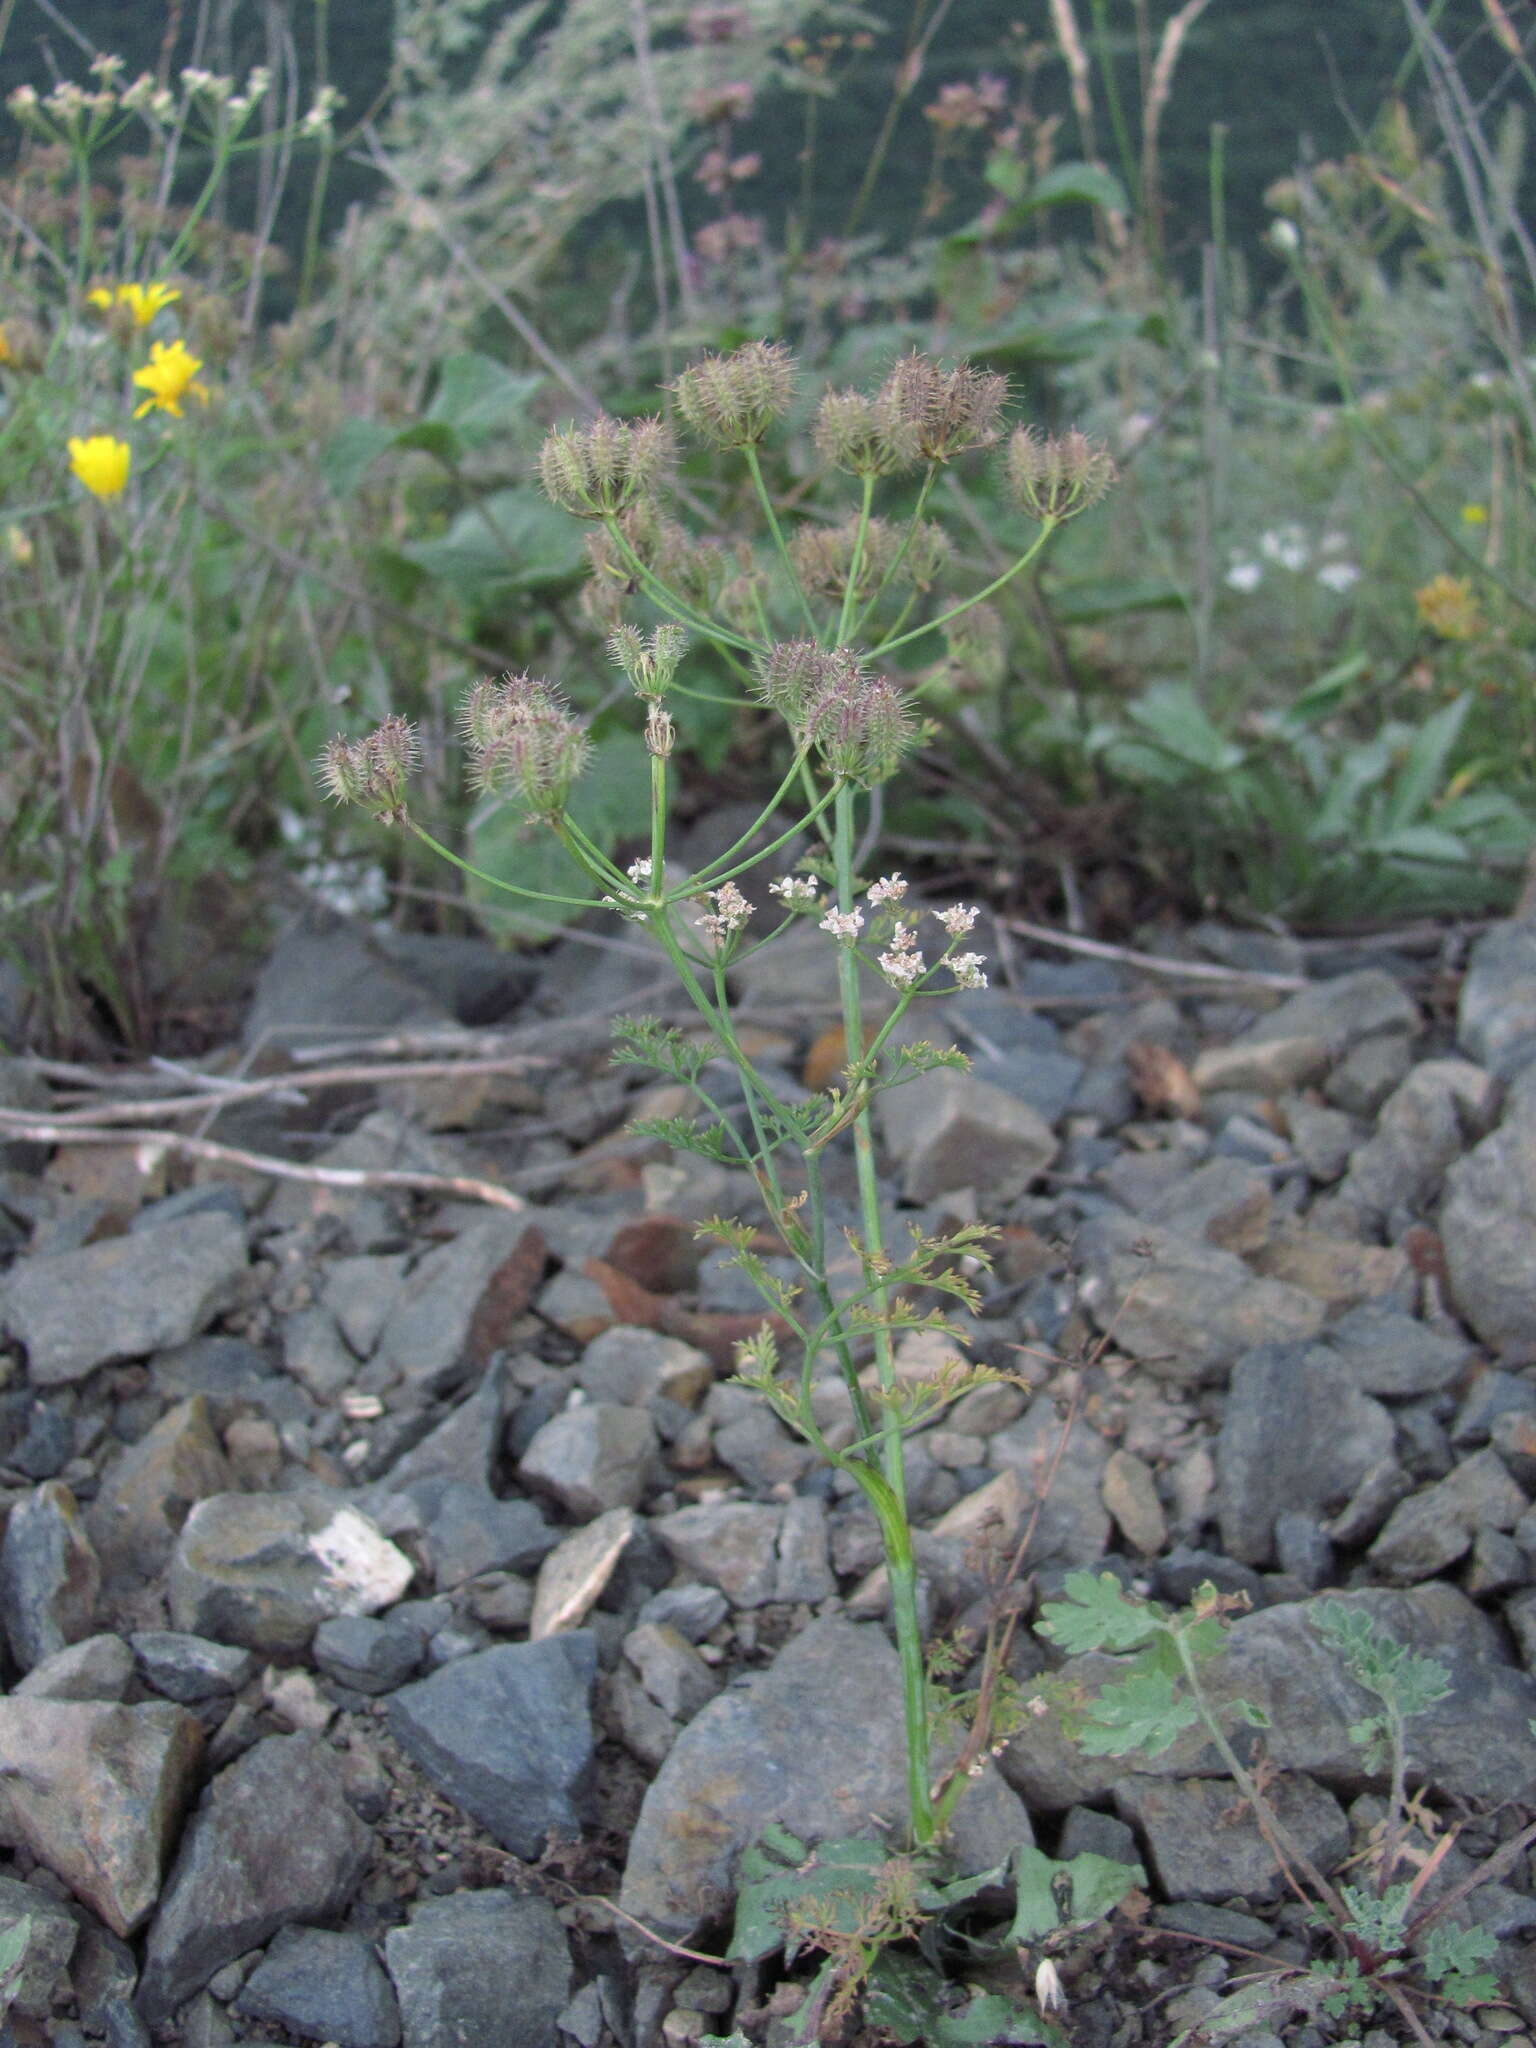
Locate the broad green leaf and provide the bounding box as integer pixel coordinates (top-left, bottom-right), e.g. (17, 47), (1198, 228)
(390, 420), (463, 465)
(865, 1950), (1064, 2047)
(403, 487), (586, 606)
(1006, 1846), (1145, 1942)
(1017, 162), (1130, 216)
(426, 352), (544, 446)
(1123, 681), (1244, 775)
(1361, 824), (1471, 865)
(319, 417), (396, 499)
(1385, 694), (1469, 832)
(1037, 1572), (1164, 1654)
(1079, 1665), (1199, 1757)
(727, 1833), (894, 1964)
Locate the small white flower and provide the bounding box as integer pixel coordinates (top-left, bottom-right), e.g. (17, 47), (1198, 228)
(935, 903), (979, 935)
(89, 53), (125, 80)
(950, 952), (988, 989)
(1035, 1959), (1067, 2015)
(879, 948), (925, 987)
(768, 874), (820, 902)
(1316, 560), (1359, 593)
(1258, 524), (1309, 573)
(866, 873), (908, 906)
(7, 84), (38, 112)
(1224, 559), (1263, 593)
(626, 857), (653, 884)
(819, 907), (864, 941)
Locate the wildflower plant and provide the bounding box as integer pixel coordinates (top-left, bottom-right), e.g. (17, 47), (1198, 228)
(322, 342), (1115, 1855)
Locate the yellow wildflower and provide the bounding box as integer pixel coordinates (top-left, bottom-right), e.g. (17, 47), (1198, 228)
(0, 325), (11, 366)
(131, 338), (209, 419)
(87, 280), (181, 326)
(1461, 502), (1488, 526)
(1415, 572), (1483, 641)
(67, 435), (132, 499)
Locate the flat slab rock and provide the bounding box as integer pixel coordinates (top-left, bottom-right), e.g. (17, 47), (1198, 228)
(0, 1211), (248, 1385)
(620, 1614), (1032, 1948)
(384, 1888), (571, 2048)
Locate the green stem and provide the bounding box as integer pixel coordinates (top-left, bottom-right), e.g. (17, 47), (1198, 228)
(683, 776), (837, 894)
(743, 444), (821, 640)
(601, 520), (764, 653)
(684, 748), (815, 886)
(405, 821), (608, 909)
(835, 473), (876, 648)
(649, 745), (666, 885)
(872, 518), (1059, 657)
(849, 464), (939, 642)
(832, 783), (934, 1847)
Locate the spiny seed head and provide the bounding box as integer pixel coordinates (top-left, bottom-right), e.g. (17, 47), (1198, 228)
(458, 670), (571, 750)
(672, 339), (796, 448)
(1003, 426), (1117, 521)
(470, 713), (588, 820)
(607, 621), (689, 697)
(752, 639), (833, 724)
(880, 351), (1008, 462)
(812, 388), (920, 477)
(805, 668), (915, 786)
(538, 413), (675, 518)
(315, 717), (420, 825)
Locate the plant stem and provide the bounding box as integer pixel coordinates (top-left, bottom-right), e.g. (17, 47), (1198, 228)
(832, 783), (934, 1847)
(743, 445), (821, 640)
(872, 519), (1059, 657)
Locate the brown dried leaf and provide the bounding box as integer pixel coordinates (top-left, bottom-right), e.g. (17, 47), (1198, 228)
(1124, 1040), (1201, 1119)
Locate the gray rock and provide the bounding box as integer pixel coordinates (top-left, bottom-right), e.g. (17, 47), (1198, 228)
(236, 1925), (400, 2048)
(1238, 970), (1419, 1055)
(1367, 1447), (1528, 1581)
(1119, 1773), (1347, 1904)
(0, 1213), (248, 1386)
(243, 913), (457, 1056)
(0, 1696), (202, 1936)
(624, 1623), (719, 1722)
(168, 1494), (414, 1654)
(1321, 1303), (1471, 1398)
(653, 1500), (783, 1608)
(1192, 1036), (1331, 1095)
(417, 1480), (555, 1588)
(638, 1584), (730, 1641)
(0, 1480), (101, 1669)
(385, 1889), (571, 2048)
(517, 1401), (658, 1517)
(0, 1873), (78, 2017)
(150, 1335), (279, 1411)
(373, 1214), (531, 1396)
(15, 1633), (134, 1702)
(1324, 1031), (1414, 1117)
(1137, 1157), (1273, 1255)
(281, 1307), (360, 1402)
(1075, 1215), (1324, 1386)
(1441, 1065), (1536, 1357)
(377, 1362), (510, 1492)
(1057, 1805), (1139, 1866)
(1273, 1513), (1334, 1590)
(774, 1493), (837, 1605)
(385, 1636), (596, 1858)
(320, 1255), (411, 1361)
(87, 1395), (234, 1582)
(713, 1404), (813, 1491)
(0, 1391), (74, 1479)
(130, 1632), (256, 1704)
(877, 1069), (1057, 1203)
(620, 1617), (1029, 1947)
(577, 1327), (713, 1408)
(1334, 1058), (1493, 1231)
(1458, 918), (1536, 1078)
(313, 1614), (422, 1695)
(1215, 1342), (1395, 1564)
(138, 1732), (372, 2024)
(988, 1395), (1111, 1567)
(1452, 1367), (1536, 1447)
(1283, 1096), (1359, 1184)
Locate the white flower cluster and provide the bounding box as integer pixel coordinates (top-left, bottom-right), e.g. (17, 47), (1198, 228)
(950, 952), (987, 989)
(935, 903), (978, 934)
(696, 879), (753, 946)
(819, 907), (863, 941)
(768, 874), (820, 904)
(866, 874), (908, 906)
(626, 857), (653, 885)
(877, 923), (925, 988)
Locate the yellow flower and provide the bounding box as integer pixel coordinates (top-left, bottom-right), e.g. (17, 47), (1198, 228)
(0, 324), (12, 366)
(87, 280), (181, 326)
(131, 337), (209, 419)
(1415, 572), (1483, 641)
(1461, 502), (1488, 526)
(67, 434), (132, 499)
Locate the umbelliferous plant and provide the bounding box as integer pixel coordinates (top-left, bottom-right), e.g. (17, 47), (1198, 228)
(320, 340), (1114, 1852)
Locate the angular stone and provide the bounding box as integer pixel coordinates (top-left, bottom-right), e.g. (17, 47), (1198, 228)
(1117, 1772), (1347, 1904)
(1367, 1447), (1529, 1582)
(989, 1397), (1111, 1567)
(374, 1214), (530, 1395)
(385, 1636), (596, 1859)
(1458, 918), (1536, 1078)
(1249, 1227), (1408, 1310)
(130, 1631), (256, 1704)
(1076, 1215), (1325, 1386)
(168, 1494), (414, 1654)
(878, 1069), (1057, 1203)
(378, 1361), (510, 1492)
(236, 1924), (400, 2048)
(517, 1400), (658, 1518)
(385, 1890), (571, 2048)
(530, 1507), (636, 1641)
(0, 1696), (202, 1936)
(1101, 1448), (1167, 1555)
(0, 1872), (78, 2018)
(281, 1306), (359, 1402)
(0, 1212), (248, 1386)
(624, 1623), (719, 1723)
(419, 1480), (555, 1589)
(1321, 1303), (1471, 1399)
(1334, 1058), (1494, 1230)
(1238, 970), (1419, 1055)
(87, 1395), (234, 1582)
(138, 1731), (372, 2023)
(15, 1633), (134, 1702)
(1215, 1342), (1396, 1565)
(320, 1253), (411, 1360)
(312, 1614), (423, 1694)
(1138, 1157), (1272, 1255)
(653, 1500), (783, 1608)
(1191, 1036), (1330, 1096)
(577, 1326), (714, 1408)
(0, 1480), (101, 1670)
(1442, 1066), (1536, 1358)
(774, 1493), (837, 1606)
(621, 1617), (1028, 1947)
